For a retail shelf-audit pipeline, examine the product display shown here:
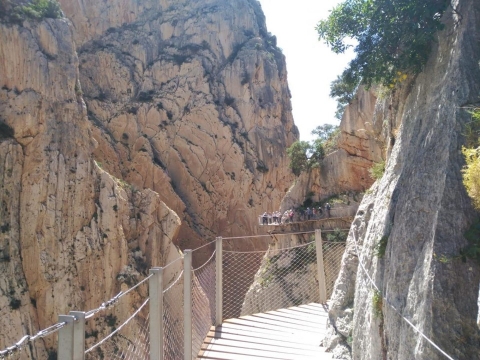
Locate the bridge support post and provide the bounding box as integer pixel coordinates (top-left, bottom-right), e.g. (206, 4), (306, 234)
(69, 311), (85, 360)
(315, 229), (328, 304)
(215, 237), (223, 326)
(149, 267), (164, 360)
(58, 315), (75, 360)
(184, 250), (192, 360)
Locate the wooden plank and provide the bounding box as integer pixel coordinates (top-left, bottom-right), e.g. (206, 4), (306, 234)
(214, 322), (318, 339)
(298, 304), (327, 312)
(201, 338), (325, 357)
(249, 312), (325, 328)
(200, 348), (332, 360)
(199, 304), (332, 360)
(205, 331), (323, 350)
(281, 306), (323, 316)
(199, 343), (325, 360)
(238, 314), (324, 332)
(263, 309), (326, 324)
(199, 349), (333, 360)
(223, 318), (323, 336)
(268, 309), (327, 323)
(207, 327), (323, 346)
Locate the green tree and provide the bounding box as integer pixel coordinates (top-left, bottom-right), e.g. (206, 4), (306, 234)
(311, 124), (337, 141)
(317, 0), (450, 99)
(310, 138), (325, 163)
(287, 125), (341, 176)
(286, 141), (311, 176)
(312, 124), (340, 155)
(21, 0), (63, 19)
(329, 72), (357, 119)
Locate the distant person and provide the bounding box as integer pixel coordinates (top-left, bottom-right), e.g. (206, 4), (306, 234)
(318, 206), (323, 218)
(326, 203), (331, 218)
(307, 207), (312, 220)
(262, 212), (268, 225)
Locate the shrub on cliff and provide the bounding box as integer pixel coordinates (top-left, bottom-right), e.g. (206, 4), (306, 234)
(20, 0), (63, 20)
(462, 147), (480, 210)
(286, 141), (311, 176)
(1, 0), (63, 22)
(318, 0), (450, 114)
(287, 125), (339, 176)
(462, 108), (480, 210)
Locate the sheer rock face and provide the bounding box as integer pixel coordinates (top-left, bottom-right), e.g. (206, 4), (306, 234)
(281, 87), (384, 211)
(0, 18), (181, 356)
(325, 1), (480, 359)
(0, 0), (296, 353)
(58, 0), (298, 250)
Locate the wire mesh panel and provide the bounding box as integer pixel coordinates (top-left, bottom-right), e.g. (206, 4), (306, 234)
(162, 271), (184, 360)
(84, 299), (150, 360)
(191, 251), (216, 358)
(223, 250), (265, 319)
(322, 241), (347, 299)
(239, 241), (319, 317)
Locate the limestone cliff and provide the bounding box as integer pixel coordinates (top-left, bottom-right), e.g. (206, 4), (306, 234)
(58, 0), (298, 253)
(0, 0), (297, 355)
(281, 87), (384, 211)
(0, 6), (175, 358)
(324, 1), (480, 359)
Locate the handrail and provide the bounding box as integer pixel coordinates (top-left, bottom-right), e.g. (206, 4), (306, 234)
(2, 226), (455, 360)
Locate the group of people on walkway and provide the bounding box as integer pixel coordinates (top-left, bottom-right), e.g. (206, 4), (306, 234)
(259, 203), (331, 226)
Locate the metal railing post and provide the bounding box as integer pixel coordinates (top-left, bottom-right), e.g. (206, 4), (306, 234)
(215, 237), (223, 326)
(69, 311), (85, 360)
(149, 267), (164, 360)
(183, 250), (192, 360)
(315, 229), (328, 304)
(58, 315), (75, 360)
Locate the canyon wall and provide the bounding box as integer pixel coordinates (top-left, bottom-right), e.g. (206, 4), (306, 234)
(0, 14), (181, 357)
(58, 0), (298, 253)
(281, 87), (384, 211)
(0, 0), (296, 355)
(324, 1), (480, 359)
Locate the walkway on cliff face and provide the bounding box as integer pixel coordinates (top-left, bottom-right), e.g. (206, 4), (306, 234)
(0, 230), (344, 360)
(199, 303), (331, 360)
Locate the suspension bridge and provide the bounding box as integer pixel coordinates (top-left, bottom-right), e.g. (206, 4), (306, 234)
(0, 229), (345, 360)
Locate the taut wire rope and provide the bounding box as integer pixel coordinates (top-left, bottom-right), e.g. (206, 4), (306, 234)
(84, 298), (149, 355)
(351, 226), (455, 360)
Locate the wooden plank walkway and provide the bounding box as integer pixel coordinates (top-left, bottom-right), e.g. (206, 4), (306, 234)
(198, 303), (332, 360)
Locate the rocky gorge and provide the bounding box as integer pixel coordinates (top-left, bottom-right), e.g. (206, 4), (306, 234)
(322, 1), (480, 359)
(0, 0), (296, 357)
(1, 0), (480, 359)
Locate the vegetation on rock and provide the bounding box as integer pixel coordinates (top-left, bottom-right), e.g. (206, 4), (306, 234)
(372, 289), (383, 319)
(374, 235), (388, 258)
(317, 0), (450, 117)
(286, 124), (339, 176)
(0, 0), (63, 22)
(369, 160), (385, 180)
(461, 221), (480, 265)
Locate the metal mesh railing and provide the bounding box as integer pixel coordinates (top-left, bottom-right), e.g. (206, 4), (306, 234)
(84, 299), (150, 360)
(1, 230), (348, 359)
(236, 241), (319, 317)
(222, 249), (265, 319)
(163, 270), (184, 360)
(191, 250), (216, 358)
(322, 241), (347, 299)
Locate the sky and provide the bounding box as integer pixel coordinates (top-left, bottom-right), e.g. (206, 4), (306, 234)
(257, 0), (354, 142)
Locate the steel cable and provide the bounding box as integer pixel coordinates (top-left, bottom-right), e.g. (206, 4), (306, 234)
(351, 226), (455, 360)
